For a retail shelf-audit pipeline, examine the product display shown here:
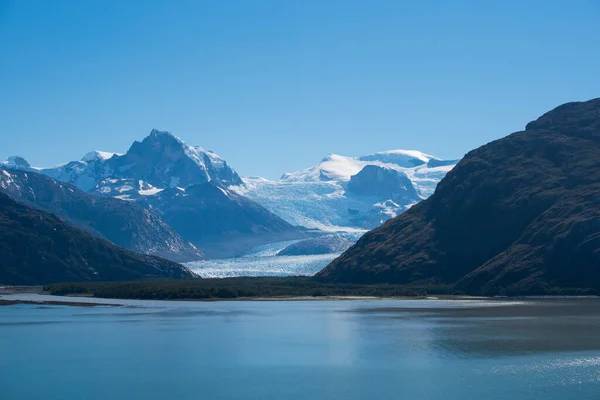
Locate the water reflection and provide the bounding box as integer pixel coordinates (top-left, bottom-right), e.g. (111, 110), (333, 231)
(2, 298), (600, 399)
(349, 299), (600, 357)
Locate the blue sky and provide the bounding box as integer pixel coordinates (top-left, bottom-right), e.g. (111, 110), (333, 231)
(1, 0), (600, 179)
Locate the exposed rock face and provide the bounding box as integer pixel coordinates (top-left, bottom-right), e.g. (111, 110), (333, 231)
(277, 235), (355, 256)
(318, 98), (600, 295)
(0, 192), (196, 285)
(0, 169), (203, 262)
(347, 165), (420, 204)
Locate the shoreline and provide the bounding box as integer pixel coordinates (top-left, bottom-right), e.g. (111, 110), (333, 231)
(3, 292), (598, 308)
(0, 298), (120, 307)
(0, 286), (486, 306)
(1, 284), (598, 308)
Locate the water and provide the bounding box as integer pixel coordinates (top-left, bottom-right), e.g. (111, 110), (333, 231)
(1, 297), (600, 399)
(186, 240), (342, 278)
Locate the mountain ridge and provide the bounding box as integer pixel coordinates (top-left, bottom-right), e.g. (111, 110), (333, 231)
(2, 130), (304, 258)
(0, 168), (204, 262)
(0, 192), (195, 285)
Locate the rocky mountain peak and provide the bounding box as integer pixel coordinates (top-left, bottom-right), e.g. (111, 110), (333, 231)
(347, 165), (420, 203)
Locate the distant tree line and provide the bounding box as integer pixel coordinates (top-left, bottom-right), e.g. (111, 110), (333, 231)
(45, 277), (460, 300)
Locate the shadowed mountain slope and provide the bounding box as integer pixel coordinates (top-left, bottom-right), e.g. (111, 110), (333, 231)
(318, 98), (600, 295)
(0, 193), (195, 285)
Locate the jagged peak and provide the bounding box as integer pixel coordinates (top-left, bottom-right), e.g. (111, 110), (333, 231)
(145, 129), (186, 146)
(149, 128), (175, 138)
(140, 130), (231, 170)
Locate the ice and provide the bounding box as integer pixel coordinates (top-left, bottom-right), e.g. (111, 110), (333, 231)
(233, 150), (457, 231)
(186, 253), (338, 278)
(185, 239), (351, 278)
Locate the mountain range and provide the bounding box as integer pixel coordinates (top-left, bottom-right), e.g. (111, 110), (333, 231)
(0, 192), (194, 285)
(4, 98), (599, 294)
(0, 169), (203, 262)
(2, 130), (307, 259)
(319, 98), (600, 295)
(3, 130), (455, 261)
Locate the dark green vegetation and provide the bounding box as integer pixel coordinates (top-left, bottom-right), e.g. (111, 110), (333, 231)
(45, 277), (457, 300)
(0, 193), (195, 285)
(0, 169), (203, 262)
(319, 98), (600, 296)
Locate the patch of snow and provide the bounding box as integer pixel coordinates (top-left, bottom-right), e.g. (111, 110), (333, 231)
(281, 154), (367, 182)
(139, 187), (163, 196)
(81, 150), (121, 162)
(359, 149), (438, 167)
(215, 186), (232, 199)
(116, 185), (134, 193)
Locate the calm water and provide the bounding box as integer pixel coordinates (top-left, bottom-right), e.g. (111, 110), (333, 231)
(1, 296), (600, 399)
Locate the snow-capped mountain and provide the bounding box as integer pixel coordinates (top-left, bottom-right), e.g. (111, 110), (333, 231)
(37, 129), (242, 193)
(233, 151), (458, 231)
(2, 130), (304, 258)
(2, 132), (455, 257)
(0, 156), (39, 171)
(0, 168), (204, 262)
(4, 129), (244, 196)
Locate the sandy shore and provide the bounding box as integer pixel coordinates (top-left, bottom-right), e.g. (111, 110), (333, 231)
(0, 285), (43, 295)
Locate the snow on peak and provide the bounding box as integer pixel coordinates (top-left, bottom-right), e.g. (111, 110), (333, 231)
(148, 129), (185, 144)
(144, 129), (229, 173)
(1, 156), (39, 172)
(236, 148), (457, 232)
(280, 149), (452, 184)
(81, 150), (121, 162)
(281, 154), (365, 182)
(184, 145), (227, 171)
(4, 156), (31, 168)
(359, 149), (438, 168)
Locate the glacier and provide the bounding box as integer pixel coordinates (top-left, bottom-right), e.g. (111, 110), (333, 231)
(232, 151), (457, 231)
(186, 239), (341, 278)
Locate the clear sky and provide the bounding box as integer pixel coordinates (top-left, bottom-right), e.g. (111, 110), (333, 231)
(1, 0), (600, 179)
